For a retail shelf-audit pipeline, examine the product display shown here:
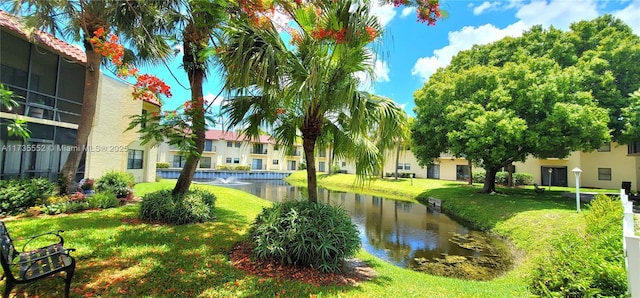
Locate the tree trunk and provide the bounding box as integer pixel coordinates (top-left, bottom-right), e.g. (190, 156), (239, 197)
(301, 114), (322, 204)
(394, 143), (401, 180)
(482, 168), (497, 193)
(507, 163), (514, 187)
(59, 50), (101, 193)
(172, 36), (206, 197)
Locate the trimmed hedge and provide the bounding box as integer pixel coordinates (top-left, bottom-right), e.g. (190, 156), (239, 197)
(471, 171), (533, 186)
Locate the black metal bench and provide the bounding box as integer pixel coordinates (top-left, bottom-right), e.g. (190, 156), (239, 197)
(533, 183), (545, 193)
(0, 222), (76, 298)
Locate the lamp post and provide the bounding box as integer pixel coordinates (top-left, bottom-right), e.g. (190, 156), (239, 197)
(547, 168), (553, 190)
(572, 167), (582, 213)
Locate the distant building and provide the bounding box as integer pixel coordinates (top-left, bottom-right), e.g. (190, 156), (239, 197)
(0, 10), (159, 183)
(156, 129), (304, 172)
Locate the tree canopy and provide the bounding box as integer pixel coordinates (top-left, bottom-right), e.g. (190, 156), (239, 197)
(412, 15), (640, 193)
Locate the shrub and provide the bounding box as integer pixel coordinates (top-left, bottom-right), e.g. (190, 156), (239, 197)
(95, 171), (135, 192)
(234, 165), (250, 171)
(0, 178), (56, 216)
(530, 194), (626, 297)
(156, 162), (170, 169)
(298, 163), (307, 170)
(472, 171), (485, 183)
(513, 173), (533, 185)
(139, 189), (216, 225)
(495, 172), (508, 185)
(88, 192), (119, 209)
(217, 165), (232, 170)
(250, 200), (360, 273)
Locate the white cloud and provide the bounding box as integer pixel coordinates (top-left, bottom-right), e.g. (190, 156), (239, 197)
(401, 7), (415, 18)
(374, 60), (390, 82)
(203, 92), (223, 105)
(473, 1), (501, 15)
(173, 44), (184, 55)
(613, 0), (640, 34)
(411, 23), (525, 81)
(411, 0), (603, 81)
(371, 1), (397, 27)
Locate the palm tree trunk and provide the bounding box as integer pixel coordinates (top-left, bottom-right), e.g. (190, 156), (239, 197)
(301, 114), (322, 204)
(172, 37), (206, 197)
(60, 50), (101, 193)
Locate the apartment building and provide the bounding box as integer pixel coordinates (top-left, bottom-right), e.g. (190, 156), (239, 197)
(156, 129), (305, 172)
(0, 10), (159, 183)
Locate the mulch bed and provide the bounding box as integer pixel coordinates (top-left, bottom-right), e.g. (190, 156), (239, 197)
(228, 241), (377, 287)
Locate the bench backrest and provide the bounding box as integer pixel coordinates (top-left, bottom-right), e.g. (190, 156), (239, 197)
(0, 221), (17, 277)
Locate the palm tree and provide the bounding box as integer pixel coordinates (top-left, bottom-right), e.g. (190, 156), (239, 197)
(219, 1), (405, 203)
(8, 0), (174, 192)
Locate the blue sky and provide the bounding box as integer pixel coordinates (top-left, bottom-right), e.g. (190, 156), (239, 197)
(139, 0), (640, 120)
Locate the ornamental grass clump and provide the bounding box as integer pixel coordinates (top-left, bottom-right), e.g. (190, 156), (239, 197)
(529, 194), (627, 297)
(249, 200), (360, 273)
(139, 189), (216, 225)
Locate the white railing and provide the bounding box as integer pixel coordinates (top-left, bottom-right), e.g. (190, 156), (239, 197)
(621, 190), (640, 297)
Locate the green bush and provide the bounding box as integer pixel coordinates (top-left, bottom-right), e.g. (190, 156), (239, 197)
(250, 200), (360, 273)
(217, 165), (232, 170)
(234, 165), (250, 171)
(139, 189), (216, 225)
(298, 163), (307, 170)
(472, 171), (485, 183)
(95, 171), (135, 192)
(156, 162), (170, 169)
(88, 192), (120, 209)
(0, 178), (56, 216)
(471, 171), (533, 186)
(530, 194), (627, 297)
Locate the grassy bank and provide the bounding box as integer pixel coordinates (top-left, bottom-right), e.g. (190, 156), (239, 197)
(1, 179), (538, 297)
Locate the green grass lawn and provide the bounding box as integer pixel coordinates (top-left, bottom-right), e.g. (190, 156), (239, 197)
(0, 175), (622, 297)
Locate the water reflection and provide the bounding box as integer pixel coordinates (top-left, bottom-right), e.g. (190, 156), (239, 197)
(204, 179), (509, 272)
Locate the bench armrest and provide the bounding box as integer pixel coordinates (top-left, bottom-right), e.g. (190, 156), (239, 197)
(21, 230), (65, 252)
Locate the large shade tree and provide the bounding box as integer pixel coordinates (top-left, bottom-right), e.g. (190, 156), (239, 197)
(8, 0), (174, 192)
(410, 18), (640, 193)
(218, 0), (420, 203)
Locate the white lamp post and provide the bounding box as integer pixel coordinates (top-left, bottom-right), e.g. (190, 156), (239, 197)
(572, 167), (582, 213)
(547, 168), (553, 190)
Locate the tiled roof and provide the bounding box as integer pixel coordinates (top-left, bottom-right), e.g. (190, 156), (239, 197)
(0, 10), (86, 63)
(205, 129), (274, 143)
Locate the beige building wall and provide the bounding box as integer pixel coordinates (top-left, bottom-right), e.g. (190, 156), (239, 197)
(85, 75), (159, 183)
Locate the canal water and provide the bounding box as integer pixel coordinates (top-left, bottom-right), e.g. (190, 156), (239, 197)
(197, 179), (511, 279)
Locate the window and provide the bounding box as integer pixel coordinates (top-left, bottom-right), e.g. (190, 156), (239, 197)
(404, 163), (411, 170)
(140, 109), (147, 128)
(173, 155), (186, 168)
(318, 150), (326, 157)
(204, 140), (213, 152)
(227, 141), (233, 147)
(233, 157), (240, 164)
(274, 144), (279, 151)
(629, 142), (640, 155)
(598, 142), (611, 152)
(598, 168), (612, 181)
(199, 157), (211, 168)
(397, 163), (403, 170)
(342, 162), (346, 167)
(225, 157), (232, 164)
(273, 159), (279, 165)
(127, 150), (144, 169)
(235, 142), (241, 148)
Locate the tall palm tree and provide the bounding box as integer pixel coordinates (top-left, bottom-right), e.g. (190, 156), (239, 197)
(219, 1), (405, 203)
(8, 0), (174, 192)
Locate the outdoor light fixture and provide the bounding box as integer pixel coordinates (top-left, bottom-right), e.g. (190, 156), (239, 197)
(547, 168), (553, 190)
(572, 167), (582, 213)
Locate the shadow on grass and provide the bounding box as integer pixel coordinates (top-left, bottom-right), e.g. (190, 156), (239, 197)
(416, 184), (579, 230)
(2, 204), (360, 297)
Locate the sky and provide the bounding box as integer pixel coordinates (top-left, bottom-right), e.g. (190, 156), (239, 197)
(137, 0), (640, 120)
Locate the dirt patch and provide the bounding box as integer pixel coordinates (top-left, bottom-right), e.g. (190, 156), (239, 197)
(228, 241), (376, 287)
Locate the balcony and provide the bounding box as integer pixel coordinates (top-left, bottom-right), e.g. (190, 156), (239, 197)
(251, 149), (268, 155)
